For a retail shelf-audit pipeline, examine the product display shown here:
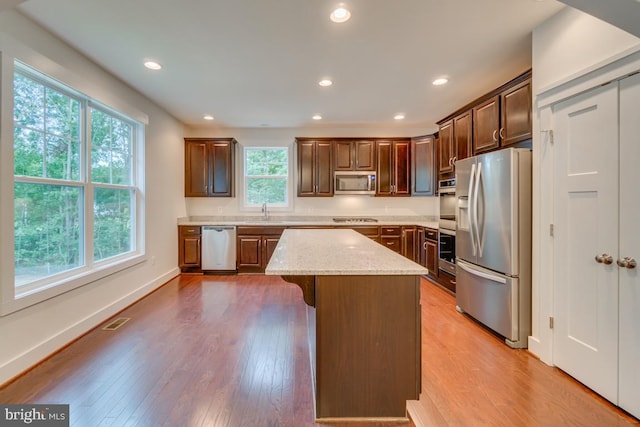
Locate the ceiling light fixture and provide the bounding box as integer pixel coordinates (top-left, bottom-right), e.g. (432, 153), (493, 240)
(432, 77), (448, 86)
(144, 60), (162, 70)
(312, 114), (323, 120)
(330, 5), (351, 23)
(203, 114), (214, 121)
(318, 79), (333, 87)
(394, 114), (405, 120)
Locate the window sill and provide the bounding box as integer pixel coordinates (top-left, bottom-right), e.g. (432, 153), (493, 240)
(1, 254), (146, 316)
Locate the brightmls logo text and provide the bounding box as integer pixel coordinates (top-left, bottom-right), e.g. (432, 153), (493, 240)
(0, 405), (69, 426)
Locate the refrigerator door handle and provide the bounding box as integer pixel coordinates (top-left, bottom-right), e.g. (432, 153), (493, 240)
(468, 163), (477, 256)
(473, 162), (483, 257)
(457, 259), (507, 284)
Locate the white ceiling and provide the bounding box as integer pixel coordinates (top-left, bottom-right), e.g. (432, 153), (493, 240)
(14, 0), (566, 129)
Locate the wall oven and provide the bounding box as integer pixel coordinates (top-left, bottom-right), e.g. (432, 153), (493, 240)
(438, 179), (456, 276)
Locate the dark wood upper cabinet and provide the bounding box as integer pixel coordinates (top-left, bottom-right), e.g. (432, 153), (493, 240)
(412, 135), (435, 196)
(473, 96), (500, 154)
(438, 70), (532, 159)
(454, 111), (472, 163)
(334, 140), (376, 171)
(376, 140), (410, 196)
(500, 79), (532, 147)
(296, 139), (333, 197)
(437, 121), (454, 175)
(184, 138), (236, 197)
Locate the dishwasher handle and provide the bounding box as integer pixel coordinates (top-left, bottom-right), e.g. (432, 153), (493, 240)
(202, 226), (236, 232)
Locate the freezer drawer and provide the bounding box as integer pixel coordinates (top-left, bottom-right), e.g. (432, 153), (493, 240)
(456, 259), (527, 347)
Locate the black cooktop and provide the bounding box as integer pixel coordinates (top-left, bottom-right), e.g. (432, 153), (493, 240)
(332, 217), (379, 223)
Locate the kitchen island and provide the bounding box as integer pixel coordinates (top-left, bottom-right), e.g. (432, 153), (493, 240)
(265, 228), (427, 423)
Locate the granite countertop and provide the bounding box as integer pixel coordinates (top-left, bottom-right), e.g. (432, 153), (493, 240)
(178, 215), (439, 229)
(264, 229), (429, 276)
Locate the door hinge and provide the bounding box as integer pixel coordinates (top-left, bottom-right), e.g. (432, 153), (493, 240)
(540, 129), (554, 144)
(549, 224), (554, 237)
(549, 316), (554, 329)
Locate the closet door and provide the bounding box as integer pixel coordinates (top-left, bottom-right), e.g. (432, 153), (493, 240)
(552, 83), (619, 403)
(618, 73), (640, 419)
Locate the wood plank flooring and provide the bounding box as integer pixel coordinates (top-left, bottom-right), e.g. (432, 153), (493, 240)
(0, 274), (638, 426)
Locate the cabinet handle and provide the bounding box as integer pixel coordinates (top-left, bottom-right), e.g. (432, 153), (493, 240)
(499, 128), (505, 140)
(386, 242), (394, 246)
(595, 253), (613, 265)
(492, 130), (498, 142)
(617, 257), (637, 269)
(423, 242), (427, 249)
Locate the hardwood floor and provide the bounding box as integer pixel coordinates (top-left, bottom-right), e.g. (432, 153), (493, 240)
(0, 274), (638, 426)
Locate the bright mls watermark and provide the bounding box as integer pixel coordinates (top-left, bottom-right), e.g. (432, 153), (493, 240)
(0, 405), (69, 426)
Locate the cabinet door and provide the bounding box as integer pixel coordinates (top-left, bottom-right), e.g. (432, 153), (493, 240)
(263, 237), (281, 268)
(210, 142), (233, 197)
(237, 236), (262, 268)
(426, 239), (438, 276)
(473, 95), (500, 153)
(500, 79), (532, 147)
(412, 135), (435, 196)
(354, 140), (376, 170)
(315, 141), (334, 196)
(376, 141), (393, 195)
(402, 226), (417, 262)
(454, 110), (472, 162)
(334, 141), (353, 171)
(297, 141), (316, 196)
(393, 141), (411, 195)
(181, 237), (201, 266)
(438, 121), (454, 174)
(185, 141), (209, 197)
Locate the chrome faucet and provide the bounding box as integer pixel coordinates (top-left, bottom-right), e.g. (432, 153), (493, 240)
(261, 202), (269, 220)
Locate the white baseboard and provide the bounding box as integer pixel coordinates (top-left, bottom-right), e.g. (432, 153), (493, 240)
(0, 268), (180, 386)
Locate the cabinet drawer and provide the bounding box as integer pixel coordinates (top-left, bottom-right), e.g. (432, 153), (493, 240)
(237, 226), (285, 236)
(351, 226), (380, 237)
(425, 228), (438, 241)
(380, 226), (401, 236)
(179, 226), (201, 236)
(381, 236), (401, 252)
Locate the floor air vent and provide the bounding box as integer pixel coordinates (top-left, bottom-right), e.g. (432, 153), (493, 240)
(102, 317), (130, 331)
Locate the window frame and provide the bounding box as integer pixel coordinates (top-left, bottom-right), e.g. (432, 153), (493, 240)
(241, 145), (293, 211)
(0, 56), (146, 316)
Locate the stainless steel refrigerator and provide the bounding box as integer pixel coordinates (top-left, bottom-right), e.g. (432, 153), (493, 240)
(455, 148), (532, 348)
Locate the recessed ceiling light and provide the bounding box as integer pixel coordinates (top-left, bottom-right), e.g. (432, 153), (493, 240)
(203, 114), (214, 121)
(432, 77), (448, 86)
(318, 79), (333, 87)
(312, 114), (323, 120)
(330, 6), (351, 23)
(394, 114), (405, 120)
(144, 60), (162, 70)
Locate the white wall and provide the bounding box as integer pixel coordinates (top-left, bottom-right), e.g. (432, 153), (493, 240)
(184, 126), (439, 218)
(0, 10), (186, 385)
(530, 7), (640, 363)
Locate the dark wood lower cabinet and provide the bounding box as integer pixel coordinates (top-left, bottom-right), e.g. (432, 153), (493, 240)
(418, 227), (439, 282)
(402, 226), (417, 262)
(237, 227), (285, 273)
(178, 226), (202, 272)
(438, 270), (456, 293)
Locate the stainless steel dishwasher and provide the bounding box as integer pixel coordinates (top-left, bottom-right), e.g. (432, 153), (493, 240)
(201, 226), (237, 271)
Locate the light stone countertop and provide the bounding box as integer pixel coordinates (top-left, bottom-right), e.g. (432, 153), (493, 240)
(178, 215), (439, 229)
(264, 229), (429, 276)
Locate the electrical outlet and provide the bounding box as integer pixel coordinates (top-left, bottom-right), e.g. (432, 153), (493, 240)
(217, 207), (223, 214)
(150, 256), (156, 266)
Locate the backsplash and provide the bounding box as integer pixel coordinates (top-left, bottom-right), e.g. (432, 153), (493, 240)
(185, 195), (438, 217)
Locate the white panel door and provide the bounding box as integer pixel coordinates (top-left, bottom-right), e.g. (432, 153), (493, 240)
(552, 83), (619, 403)
(618, 73), (640, 418)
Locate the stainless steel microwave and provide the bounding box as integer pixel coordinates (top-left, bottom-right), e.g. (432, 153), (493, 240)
(334, 171), (376, 195)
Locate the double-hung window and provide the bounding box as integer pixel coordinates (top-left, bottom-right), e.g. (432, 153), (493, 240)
(244, 147), (289, 208)
(12, 61), (142, 298)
